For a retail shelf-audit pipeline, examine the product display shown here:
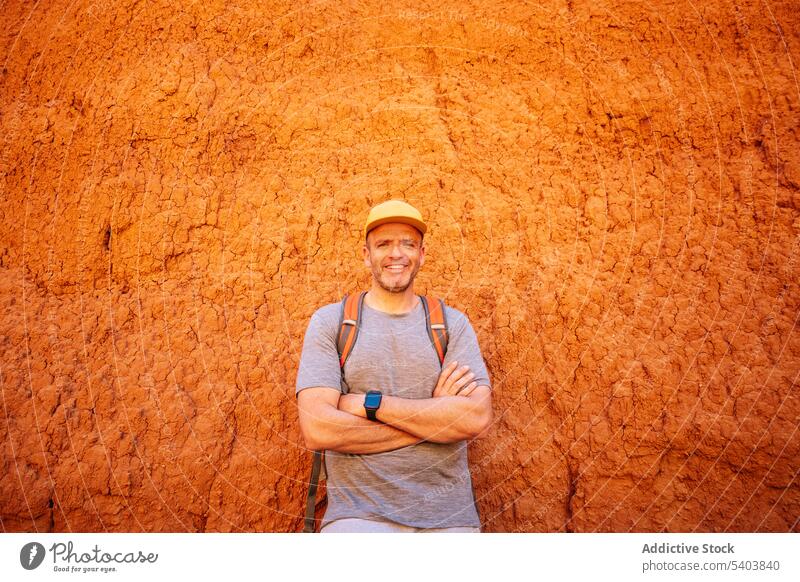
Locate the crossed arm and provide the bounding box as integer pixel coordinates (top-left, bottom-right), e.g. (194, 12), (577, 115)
(297, 362), (493, 454)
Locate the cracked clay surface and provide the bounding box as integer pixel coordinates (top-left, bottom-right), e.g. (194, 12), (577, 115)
(1, 0), (798, 531)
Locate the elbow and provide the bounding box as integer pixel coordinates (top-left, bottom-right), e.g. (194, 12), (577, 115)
(470, 407), (493, 440)
(297, 389), (344, 451)
(300, 423), (331, 452)
(465, 387), (493, 440)
(442, 403), (493, 443)
(302, 434), (325, 452)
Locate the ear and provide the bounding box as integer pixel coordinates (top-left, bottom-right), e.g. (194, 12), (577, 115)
(362, 242), (371, 268)
(419, 241), (426, 267)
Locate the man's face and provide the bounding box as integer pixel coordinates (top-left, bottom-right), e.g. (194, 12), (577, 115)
(363, 223), (426, 294)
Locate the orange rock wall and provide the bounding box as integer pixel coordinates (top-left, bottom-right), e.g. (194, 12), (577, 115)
(1, 0), (798, 532)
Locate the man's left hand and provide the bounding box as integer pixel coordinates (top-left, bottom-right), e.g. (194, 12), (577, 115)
(433, 362), (478, 398)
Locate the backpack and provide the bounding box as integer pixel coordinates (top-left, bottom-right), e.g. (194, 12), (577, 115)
(302, 292), (449, 532)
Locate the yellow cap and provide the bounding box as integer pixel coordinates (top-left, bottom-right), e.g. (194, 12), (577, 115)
(364, 200), (427, 238)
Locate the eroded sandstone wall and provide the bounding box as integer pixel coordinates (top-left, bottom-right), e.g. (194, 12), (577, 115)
(1, 0), (798, 532)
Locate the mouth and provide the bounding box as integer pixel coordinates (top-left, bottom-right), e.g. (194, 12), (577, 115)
(383, 264), (407, 273)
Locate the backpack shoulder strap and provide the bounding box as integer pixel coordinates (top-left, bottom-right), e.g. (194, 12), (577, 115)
(419, 295), (449, 366)
(336, 291), (366, 368)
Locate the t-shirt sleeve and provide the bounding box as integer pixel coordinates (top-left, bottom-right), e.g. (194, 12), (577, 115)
(442, 308), (492, 390)
(295, 305), (343, 395)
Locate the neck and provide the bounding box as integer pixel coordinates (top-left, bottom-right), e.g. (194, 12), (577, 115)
(365, 284), (418, 314)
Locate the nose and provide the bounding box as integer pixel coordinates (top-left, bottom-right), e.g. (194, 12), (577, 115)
(388, 242), (405, 258)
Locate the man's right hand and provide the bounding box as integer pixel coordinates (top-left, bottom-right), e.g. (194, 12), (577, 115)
(433, 361), (478, 398)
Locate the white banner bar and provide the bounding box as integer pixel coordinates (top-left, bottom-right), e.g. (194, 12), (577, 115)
(1, 533), (797, 582)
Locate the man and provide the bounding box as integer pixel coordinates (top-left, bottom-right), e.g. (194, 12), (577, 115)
(295, 200), (493, 533)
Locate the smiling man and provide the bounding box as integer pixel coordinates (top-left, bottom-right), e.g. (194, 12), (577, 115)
(295, 200), (493, 533)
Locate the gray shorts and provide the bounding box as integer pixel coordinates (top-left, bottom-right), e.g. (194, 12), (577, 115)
(320, 518), (480, 533)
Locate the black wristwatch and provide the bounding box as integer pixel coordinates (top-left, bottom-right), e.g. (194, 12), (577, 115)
(364, 390), (383, 422)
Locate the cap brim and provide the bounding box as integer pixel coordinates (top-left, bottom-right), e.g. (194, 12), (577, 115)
(365, 217), (427, 237)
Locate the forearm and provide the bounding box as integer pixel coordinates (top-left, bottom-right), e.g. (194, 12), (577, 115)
(341, 391), (491, 444)
(306, 406), (421, 454)
(378, 395), (490, 443)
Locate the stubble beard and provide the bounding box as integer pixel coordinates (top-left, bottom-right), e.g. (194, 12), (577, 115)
(372, 263), (420, 294)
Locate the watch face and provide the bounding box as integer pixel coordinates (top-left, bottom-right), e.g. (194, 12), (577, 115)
(364, 392), (382, 409)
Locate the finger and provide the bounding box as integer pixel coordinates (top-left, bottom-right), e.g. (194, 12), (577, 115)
(435, 361), (459, 391)
(451, 372), (475, 392)
(443, 365), (471, 392)
(443, 372), (474, 398)
(457, 381), (478, 396)
(434, 366), (457, 397)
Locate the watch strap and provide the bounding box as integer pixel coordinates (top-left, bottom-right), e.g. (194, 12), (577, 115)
(364, 390), (382, 422)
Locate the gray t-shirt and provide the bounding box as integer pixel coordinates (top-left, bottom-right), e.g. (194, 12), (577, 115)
(295, 298), (491, 529)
